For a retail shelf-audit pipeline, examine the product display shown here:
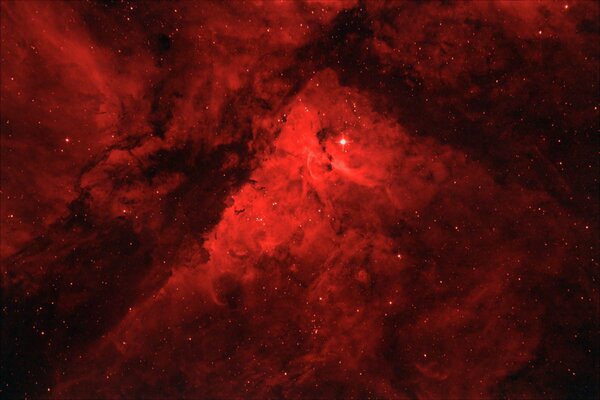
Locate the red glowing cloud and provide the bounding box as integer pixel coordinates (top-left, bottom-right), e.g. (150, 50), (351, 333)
(1, 1), (598, 399)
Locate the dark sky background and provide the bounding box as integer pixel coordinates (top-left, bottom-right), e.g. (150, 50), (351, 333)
(1, 1), (598, 399)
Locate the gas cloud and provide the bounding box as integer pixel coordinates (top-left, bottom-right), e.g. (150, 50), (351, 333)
(1, 1), (598, 399)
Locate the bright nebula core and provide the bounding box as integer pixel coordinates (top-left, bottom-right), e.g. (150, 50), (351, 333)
(1, 1), (598, 399)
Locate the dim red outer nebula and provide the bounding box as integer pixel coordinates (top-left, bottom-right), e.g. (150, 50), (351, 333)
(1, 1), (598, 399)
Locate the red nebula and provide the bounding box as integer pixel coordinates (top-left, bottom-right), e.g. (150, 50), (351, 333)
(1, 1), (598, 399)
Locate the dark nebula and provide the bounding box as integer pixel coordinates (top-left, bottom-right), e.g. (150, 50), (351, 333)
(1, 1), (598, 399)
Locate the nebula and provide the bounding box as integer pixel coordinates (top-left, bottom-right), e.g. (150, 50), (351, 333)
(1, 1), (598, 399)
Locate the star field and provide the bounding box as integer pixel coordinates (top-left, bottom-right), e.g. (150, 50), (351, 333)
(1, 1), (598, 399)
